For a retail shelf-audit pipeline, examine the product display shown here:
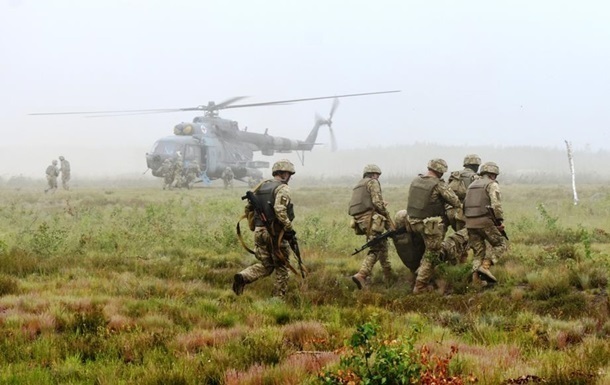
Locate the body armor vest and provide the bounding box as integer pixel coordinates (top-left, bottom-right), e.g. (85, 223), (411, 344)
(348, 177), (374, 216)
(460, 169), (476, 189)
(464, 178), (492, 218)
(253, 180), (294, 227)
(407, 176), (443, 219)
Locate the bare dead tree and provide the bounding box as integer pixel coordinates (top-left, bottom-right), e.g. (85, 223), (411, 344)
(565, 140), (579, 205)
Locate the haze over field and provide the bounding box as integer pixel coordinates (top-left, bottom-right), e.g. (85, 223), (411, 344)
(2, 1), (609, 178)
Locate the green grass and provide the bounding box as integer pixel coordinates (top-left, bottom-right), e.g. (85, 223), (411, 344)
(0, 184), (609, 384)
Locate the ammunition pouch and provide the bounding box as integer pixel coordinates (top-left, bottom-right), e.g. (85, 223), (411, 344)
(370, 213), (386, 234)
(423, 217), (443, 236)
(350, 217), (366, 235)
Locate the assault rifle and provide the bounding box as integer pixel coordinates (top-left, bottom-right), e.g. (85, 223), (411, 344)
(352, 226), (407, 255)
(287, 232), (306, 278)
(486, 205), (509, 240)
(241, 191), (303, 277)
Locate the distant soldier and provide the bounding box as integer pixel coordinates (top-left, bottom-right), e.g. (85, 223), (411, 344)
(158, 159), (174, 190)
(44, 159), (59, 194)
(464, 162), (507, 286)
(58, 155), (71, 190)
(446, 154), (481, 231)
(407, 159), (462, 294)
(349, 164), (395, 289)
(184, 160), (201, 189)
(232, 160), (297, 297)
(222, 166), (234, 189)
(172, 152), (184, 189)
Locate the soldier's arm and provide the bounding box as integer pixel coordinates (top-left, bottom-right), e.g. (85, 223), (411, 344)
(487, 182), (504, 220)
(438, 182), (462, 209)
(367, 179), (390, 218)
(274, 184), (293, 231)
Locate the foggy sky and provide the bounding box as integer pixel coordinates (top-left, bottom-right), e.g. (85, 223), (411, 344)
(2, 0), (610, 178)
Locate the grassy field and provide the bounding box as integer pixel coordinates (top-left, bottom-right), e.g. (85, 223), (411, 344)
(0, 182), (608, 384)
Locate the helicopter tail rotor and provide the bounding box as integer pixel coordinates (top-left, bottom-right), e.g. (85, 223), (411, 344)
(314, 98), (339, 151)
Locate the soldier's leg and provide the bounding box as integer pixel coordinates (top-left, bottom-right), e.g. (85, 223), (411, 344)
(468, 228), (496, 284)
(234, 229), (275, 294)
(413, 218), (444, 293)
(482, 226), (507, 265)
(272, 240), (291, 297)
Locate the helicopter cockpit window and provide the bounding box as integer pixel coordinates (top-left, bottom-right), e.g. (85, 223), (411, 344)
(151, 141), (177, 155)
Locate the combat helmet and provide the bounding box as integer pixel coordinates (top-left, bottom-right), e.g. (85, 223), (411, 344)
(427, 158), (448, 175)
(272, 159), (296, 175)
(362, 164), (382, 176)
(463, 154), (481, 166)
(480, 162), (500, 175)
(59, 156), (65, 161)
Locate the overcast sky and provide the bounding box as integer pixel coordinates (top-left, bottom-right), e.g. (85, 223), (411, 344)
(1, 0), (609, 177)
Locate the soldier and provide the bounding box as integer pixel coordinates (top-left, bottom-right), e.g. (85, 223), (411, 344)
(464, 162), (507, 286)
(222, 166), (234, 189)
(393, 209), (469, 273)
(158, 159), (174, 190)
(407, 159), (462, 294)
(44, 160), (59, 194)
(349, 164), (394, 289)
(184, 160), (201, 189)
(446, 154), (481, 231)
(232, 159), (297, 297)
(58, 155), (71, 190)
(172, 152), (184, 189)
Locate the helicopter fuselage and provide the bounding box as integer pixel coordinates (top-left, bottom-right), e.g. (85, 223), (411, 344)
(145, 114), (325, 184)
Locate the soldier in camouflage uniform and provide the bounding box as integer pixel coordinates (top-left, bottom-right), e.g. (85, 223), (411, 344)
(158, 159), (174, 190)
(184, 160), (201, 189)
(349, 164), (394, 289)
(44, 159), (59, 194)
(464, 162), (507, 286)
(58, 156), (71, 190)
(407, 159), (462, 294)
(446, 154), (481, 231)
(222, 166), (234, 189)
(233, 159), (296, 297)
(171, 152), (184, 189)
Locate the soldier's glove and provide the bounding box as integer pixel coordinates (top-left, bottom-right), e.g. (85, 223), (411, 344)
(496, 219), (505, 233)
(284, 230), (296, 241)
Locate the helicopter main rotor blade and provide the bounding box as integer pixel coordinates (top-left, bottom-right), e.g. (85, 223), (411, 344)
(29, 108), (182, 116)
(30, 90), (399, 116)
(223, 90), (400, 110)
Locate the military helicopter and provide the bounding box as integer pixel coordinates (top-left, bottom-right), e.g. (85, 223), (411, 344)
(31, 90), (399, 185)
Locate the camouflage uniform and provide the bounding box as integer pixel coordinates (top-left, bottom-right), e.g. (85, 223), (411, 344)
(464, 162), (507, 285)
(407, 159), (461, 293)
(446, 154), (481, 231)
(349, 164), (393, 289)
(58, 156), (71, 190)
(233, 160), (296, 297)
(222, 167), (234, 189)
(44, 160), (59, 193)
(158, 159), (174, 190)
(393, 209), (469, 272)
(184, 161), (201, 189)
(440, 228), (470, 264)
(172, 156), (184, 188)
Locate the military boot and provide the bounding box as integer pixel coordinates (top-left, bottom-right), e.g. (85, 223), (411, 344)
(412, 279), (429, 294)
(351, 273), (367, 290)
(472, 271), (486, 287)
(477, 259), (497, 283)
(232, 273), (246, 295)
